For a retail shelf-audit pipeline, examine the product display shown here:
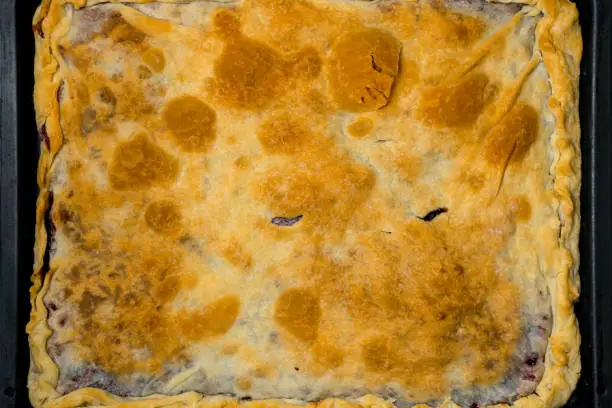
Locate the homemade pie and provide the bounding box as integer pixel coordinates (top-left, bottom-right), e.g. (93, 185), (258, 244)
(29, 0), (582, 407)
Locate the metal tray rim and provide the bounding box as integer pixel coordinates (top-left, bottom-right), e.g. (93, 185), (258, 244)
(1, 0), (610, 406)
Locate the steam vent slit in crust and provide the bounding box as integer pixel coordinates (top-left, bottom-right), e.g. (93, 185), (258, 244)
(30, 0), (581, 407)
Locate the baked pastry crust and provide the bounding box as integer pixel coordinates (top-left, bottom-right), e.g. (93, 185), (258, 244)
(29, 0), (582, 407)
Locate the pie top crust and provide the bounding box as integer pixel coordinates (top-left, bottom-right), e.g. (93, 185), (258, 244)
(29, 0), (582, 407)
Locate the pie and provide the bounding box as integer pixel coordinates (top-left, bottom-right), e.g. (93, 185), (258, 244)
(29, 0), (582, 407)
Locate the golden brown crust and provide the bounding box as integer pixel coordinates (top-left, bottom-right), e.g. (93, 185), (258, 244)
(30, 0), (582, 407)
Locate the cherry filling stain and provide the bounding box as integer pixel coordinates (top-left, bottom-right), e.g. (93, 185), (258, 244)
(525, 353), (539, 366)
(271, 215), (303, 227)
(32, 21), (44, 38)
(41, 192), (55, 280)
(39, 123), (50, 150)
(418, 208), (448, 222)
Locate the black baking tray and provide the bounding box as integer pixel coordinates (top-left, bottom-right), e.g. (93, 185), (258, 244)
(1, 0), (611, 407)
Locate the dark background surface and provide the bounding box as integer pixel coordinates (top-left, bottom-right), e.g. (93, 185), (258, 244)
(1, 0), (610, 407)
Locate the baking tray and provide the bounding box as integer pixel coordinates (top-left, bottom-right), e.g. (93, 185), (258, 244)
(1, 0), (610, 407)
